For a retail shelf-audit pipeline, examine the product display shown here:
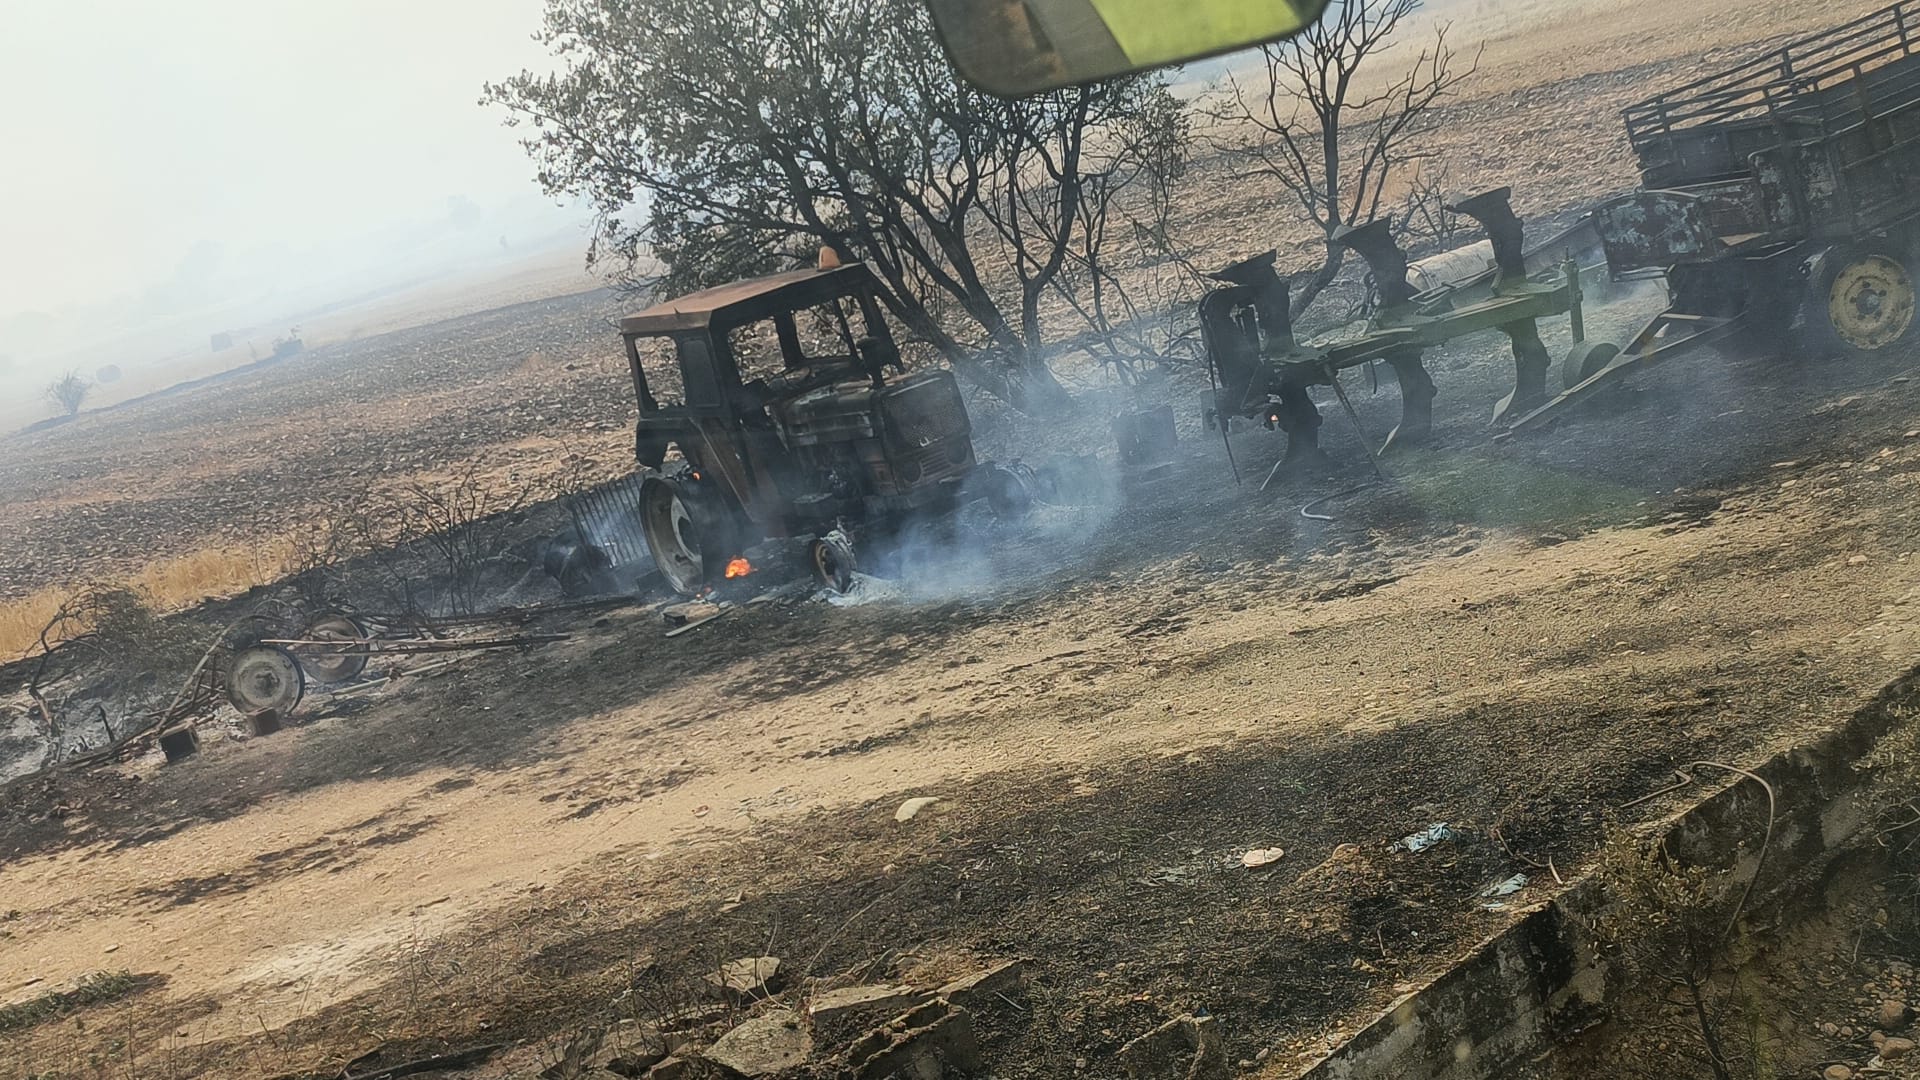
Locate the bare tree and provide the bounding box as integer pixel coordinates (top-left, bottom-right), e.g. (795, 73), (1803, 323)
(344, 466), (540, 617)
(1204, 0), (1477, 319)
(1042, 85), (1213, 379)
(44, 370), (90, 417)
(1395, 161), (1466, 253)
(484, 0), (1185, 414)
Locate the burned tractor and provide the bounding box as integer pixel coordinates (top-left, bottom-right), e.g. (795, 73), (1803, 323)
(615, 257), (1016, 594)
(1509, 0), (1920, 430)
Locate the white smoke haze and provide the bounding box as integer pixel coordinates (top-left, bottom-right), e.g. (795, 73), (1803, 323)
(0, 1), (591, 420)
(842, 460), (1127, 603)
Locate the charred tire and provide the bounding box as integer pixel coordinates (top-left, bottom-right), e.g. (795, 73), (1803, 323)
(638, 476), (735, 595)
(810, 533), (857, 594)
(978, 465), (1035, 521)
(225, 645), (307, 716)
(1797, 245), (1920, 358)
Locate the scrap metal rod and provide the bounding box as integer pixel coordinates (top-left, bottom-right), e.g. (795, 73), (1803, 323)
(263, 634), (568, 654)
(367, 595), (633, 632)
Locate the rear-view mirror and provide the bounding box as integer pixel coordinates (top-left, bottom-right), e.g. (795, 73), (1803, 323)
(926, 0), (1333, 95)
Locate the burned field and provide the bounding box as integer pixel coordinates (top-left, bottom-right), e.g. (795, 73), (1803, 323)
(11, 0), (1920, 1078)
(8, 311), (1920, 1079)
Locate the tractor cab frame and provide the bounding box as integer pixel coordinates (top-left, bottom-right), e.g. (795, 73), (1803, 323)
(618, 261), (985, 593)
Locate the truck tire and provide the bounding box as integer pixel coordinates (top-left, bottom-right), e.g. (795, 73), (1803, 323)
(1797, 244), (1920, 358)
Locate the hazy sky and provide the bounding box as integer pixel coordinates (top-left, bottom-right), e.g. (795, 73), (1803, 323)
(0, 1), (571, 324)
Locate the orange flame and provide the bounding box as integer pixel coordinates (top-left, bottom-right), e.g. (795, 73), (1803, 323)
(724, 557), (752, 579)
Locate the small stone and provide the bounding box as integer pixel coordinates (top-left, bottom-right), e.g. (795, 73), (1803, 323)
(703, 1010), (811, 1077)
(1822, 1022), (1841, 1037)
(808, 984), (928, 1030)
(937, 959), (1029, 1009)
(1824, 1066), (1853, 1080)
(1884, 1036), (1915, 1060)
(1849, 554), (1870, 565)
(1879, 999), (1911, 1030)
(1241, 847), (1286, 869)
(707, 956), (783, 1000)
(895, 796), (941, 822)
(847, 999), (982, 1078)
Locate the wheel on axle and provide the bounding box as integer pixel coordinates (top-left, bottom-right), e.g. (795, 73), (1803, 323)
(225, 645), (307, 717)
(1801, 246), (1919, 356)
(810, 532), (857, 595)
(1561, 341), (1621, 391)
(292, 613), (370, 683)
(638, 476), (710, 595)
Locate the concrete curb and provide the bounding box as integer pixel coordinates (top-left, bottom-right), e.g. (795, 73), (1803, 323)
(1293, 669), (1920, 1080)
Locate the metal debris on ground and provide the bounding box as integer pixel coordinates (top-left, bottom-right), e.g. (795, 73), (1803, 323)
(661, 601), (727, 636)
(1397, 823), (1458, 853)
(1479, 873), (1529, 899)
(1240, 847), (1286, 869)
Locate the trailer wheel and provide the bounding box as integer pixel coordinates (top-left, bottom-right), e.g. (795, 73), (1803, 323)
(1561, 341), (1621, 391)
(1801, 246), (1919, 356)
(225, 645), (307, 717)
(291, 614), (370, 683)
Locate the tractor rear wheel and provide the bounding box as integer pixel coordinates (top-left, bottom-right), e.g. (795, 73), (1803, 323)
(1799, 246), (1919, 357)
(639, 477), (713, 595)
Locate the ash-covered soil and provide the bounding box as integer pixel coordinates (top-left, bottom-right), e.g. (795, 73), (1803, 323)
(8, 321), (1920, 1077)
(0, 289), (636, 598)
(4, 2), (1919, 1078)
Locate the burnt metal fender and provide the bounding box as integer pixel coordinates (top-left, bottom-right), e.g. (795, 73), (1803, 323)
(1594, 191), (1725, 273)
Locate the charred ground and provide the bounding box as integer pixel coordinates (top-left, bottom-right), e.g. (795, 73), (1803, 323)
(8, 1), (1920, 1077)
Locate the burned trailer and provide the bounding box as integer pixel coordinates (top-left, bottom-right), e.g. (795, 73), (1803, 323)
(1202, 187), (1611, 473)
(1510, 0), (1920, 431)
(616, 257), (1020, 594)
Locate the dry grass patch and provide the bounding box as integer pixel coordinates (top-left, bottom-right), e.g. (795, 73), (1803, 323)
(0, 544), (290, 663)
